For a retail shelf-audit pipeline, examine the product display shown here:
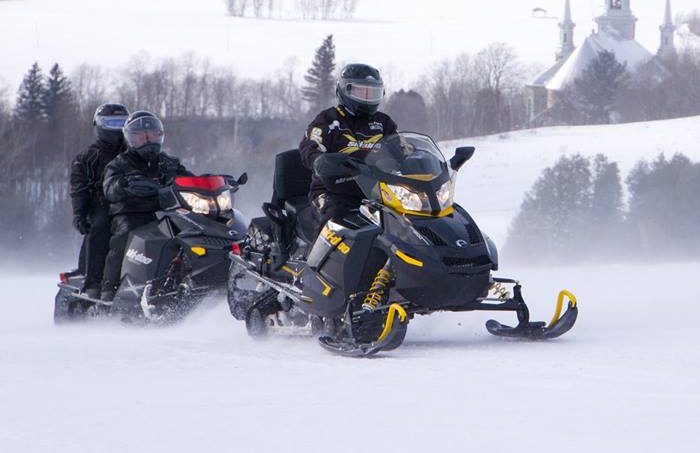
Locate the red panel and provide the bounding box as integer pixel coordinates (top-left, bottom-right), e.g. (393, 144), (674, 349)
(175, 176), (227, 192)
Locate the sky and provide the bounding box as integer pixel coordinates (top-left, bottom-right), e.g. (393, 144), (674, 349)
(0, 0), (698, 91)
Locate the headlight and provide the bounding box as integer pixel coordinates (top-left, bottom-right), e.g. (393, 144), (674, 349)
(181, 192), (213, 215)
(436, 179), (454, 210)
(382, 184), (430, 212)
(217, 191), (233, 211)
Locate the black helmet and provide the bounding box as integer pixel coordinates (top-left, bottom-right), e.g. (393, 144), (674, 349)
(336, 64), (385, 116)
(123, 111), (164, 161)
(93, 103), (129, 145)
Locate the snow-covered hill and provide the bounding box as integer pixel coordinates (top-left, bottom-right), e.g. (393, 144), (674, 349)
(2, 0), (698, 88)
(447, 115), (700, 246)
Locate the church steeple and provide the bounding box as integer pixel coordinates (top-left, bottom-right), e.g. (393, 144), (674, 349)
(556, 0), (576, 62)
(658, 0), (676, 58)
(596, 0), (637, 40)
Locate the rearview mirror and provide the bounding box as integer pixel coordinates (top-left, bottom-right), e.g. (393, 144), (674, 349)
(450, 146), (475, 171)
(237, 173), (248, 185)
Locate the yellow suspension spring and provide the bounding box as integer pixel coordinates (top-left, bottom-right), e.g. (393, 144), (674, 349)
(362, 269), (393, 311)
(490, 281), (510, 300)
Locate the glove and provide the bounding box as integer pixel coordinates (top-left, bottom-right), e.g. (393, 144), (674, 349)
(73, 215), (90, 235)
(124, 176), (161, 198)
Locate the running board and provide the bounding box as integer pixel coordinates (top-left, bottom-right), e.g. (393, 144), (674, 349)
(229, 252), (303, 305)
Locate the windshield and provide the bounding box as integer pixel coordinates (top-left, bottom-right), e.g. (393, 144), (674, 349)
(364, 132), (448, 182)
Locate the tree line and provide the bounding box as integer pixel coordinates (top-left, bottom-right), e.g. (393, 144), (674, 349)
(225, 0), (359, 20)
(0, 30), (698, 264)
(505, 153), (700, 263)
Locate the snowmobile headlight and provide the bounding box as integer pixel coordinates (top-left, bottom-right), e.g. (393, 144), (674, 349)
(382, 183), (430, 213)
(217, 191), (233, 211)
(181, 192), (213, 215)
(436, 179), (454, 210)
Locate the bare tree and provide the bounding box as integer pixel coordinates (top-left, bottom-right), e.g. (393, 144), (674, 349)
(252, 0), (264, 17)
(341, 0), (358, 19)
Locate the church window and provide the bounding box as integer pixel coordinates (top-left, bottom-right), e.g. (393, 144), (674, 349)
(610, 0), (622, 10)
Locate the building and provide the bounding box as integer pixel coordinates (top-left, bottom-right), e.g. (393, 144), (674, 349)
(526, 0), (676, 123)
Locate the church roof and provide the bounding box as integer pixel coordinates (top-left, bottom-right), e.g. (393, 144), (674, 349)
(538, 30), (654, 91)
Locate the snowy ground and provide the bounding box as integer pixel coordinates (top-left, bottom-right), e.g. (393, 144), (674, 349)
(1, 261), (699, 452)
(1, 0), (698, 88)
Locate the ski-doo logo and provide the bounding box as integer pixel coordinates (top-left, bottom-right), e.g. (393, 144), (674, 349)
(368, 121), (384, 131)
(126, 249), (153, 265)
(456, 239), (469, 248)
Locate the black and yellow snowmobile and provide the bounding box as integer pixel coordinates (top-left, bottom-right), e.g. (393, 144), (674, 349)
(228, 132), (578, 356)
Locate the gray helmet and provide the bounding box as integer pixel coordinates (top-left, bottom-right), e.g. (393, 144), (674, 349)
(336, 64), (385, 116)
(93, 103), (129, 145)
(123, 111), (164, 161)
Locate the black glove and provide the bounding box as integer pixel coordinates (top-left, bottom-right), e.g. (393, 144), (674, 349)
(124, 176), (161, 198)
(73, 215), (90, 235)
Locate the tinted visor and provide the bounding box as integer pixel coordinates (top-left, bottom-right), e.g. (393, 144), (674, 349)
(123, 116), (164, 148)
(96, 116), (128, 130)
(345, 83), (384, 104)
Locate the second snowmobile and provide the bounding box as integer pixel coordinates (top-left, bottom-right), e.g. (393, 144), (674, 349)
(228, 133), (578, 356)
(56, 173), (248, 325)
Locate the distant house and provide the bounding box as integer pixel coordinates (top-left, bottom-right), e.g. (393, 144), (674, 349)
(526, 0), (677, 123)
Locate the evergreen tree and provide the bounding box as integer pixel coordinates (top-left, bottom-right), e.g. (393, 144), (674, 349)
(573, 51), (629, 124)
(302, 34), (336, 111)
(505, 154), (592, 261)
(43, 63), (75, 121)
(15, 62), (46, 122)
(626, 154), (700, 257)
(385, 89), (429, 132)
(590, 154), (623, 226)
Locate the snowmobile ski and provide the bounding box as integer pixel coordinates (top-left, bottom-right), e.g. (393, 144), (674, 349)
(318, 303), (408, 357)
(486, 290), (578, 340)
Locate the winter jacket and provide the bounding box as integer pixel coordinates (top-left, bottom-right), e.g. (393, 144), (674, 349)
(299, 105), (397, 199)
(103, 149), (191, 216)
(70, 140), (126, 216)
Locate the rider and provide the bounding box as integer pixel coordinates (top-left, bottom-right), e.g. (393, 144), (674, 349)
(299, 63), (397, 231)
(100, 111), (192, 301)
(70, 103), (130, 298)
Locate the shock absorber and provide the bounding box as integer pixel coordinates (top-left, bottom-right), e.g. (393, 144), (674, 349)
(362, 262), (393, 312)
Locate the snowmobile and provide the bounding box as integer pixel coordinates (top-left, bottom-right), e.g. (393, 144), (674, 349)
(55, 173), (249, 325)
(227, 132), (578, 356)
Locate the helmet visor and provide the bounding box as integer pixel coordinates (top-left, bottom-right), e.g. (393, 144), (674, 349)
(96, 116), (128, 130)
(345, 83), (384, 104)
(123, 116), (165, 148)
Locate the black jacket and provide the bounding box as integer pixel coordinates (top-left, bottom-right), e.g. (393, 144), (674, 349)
(103, 150), (191, 216)
(70, 140), (126, 216)
(299, 105), (397, 199)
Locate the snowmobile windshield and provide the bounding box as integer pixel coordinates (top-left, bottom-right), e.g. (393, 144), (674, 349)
(362, 133), (454, 216)
(364, 133), (448, 182)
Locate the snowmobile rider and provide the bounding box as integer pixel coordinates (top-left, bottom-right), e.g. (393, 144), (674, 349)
(299, 63), (397, 231)
(100, 111), (192, 302)
(70, 103), (130, 299)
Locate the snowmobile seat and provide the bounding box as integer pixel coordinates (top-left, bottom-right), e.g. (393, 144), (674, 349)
(273, 149), (312, 206)
(271, 150), (315, 243)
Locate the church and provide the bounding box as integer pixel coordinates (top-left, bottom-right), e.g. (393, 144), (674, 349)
(526, 0), (676, 122)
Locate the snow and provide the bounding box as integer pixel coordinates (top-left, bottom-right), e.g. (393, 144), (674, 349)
(444, 115), (700, 246)
(1, 262), (699, 452)
(1, 0), (699, 89)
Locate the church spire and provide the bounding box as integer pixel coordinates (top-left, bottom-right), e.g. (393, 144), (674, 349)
(596, 0), (637, 40)
(658, 0), (676, 58)
(556, 0), (576, 62)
